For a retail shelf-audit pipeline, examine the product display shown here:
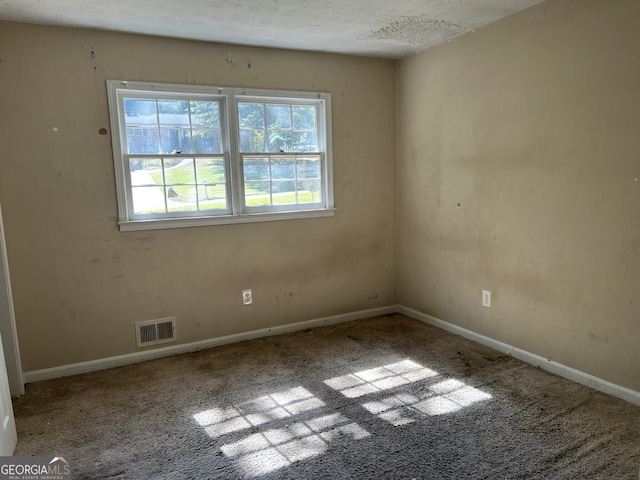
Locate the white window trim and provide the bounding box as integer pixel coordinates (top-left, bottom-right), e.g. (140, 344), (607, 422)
(106, 80), (335, 231)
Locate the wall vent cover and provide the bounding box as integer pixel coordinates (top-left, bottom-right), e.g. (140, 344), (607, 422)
(135, 317), (177, 348)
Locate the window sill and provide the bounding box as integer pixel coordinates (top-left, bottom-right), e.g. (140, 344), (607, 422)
(118, 208), (336, 232)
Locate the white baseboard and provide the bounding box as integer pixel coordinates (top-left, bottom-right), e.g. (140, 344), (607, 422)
(23, 304), (640, 408)
(23, 305), (396, 384)
(397, 305), (640, 407)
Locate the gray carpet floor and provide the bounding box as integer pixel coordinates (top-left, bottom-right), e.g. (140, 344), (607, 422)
(12, 314), (640, 479)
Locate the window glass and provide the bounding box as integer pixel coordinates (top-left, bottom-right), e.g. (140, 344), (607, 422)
(107, 81), (333, 230)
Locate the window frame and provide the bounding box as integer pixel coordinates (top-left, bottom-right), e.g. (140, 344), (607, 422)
(106, 80), (334, 231)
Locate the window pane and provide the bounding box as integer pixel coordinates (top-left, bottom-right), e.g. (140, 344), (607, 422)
(293, 131), (317, 152)
(167, 186), (197, 212)
(191, 101), (220, 128)
(196, 158), (226, 184)
(124, 99), (157, 126)
(273, 180), (295, 193)
(193, 129), (222, 154)
(271, 157), (295, 180)
(292, 105), (316, 130)
(238, 103), (265, 128)
(129, 158), (162, 186)
(297, 180), (321, 204)
(243, 157), (270, 181)
(126, 128), (159, 154)
(132, 186), (166, 214)
(272, 180), (296, 205)
(267, 104), (291, 129)
(164, 159), (195, 185)
(297, 156), (321, 179)
(244, 182), (271, 206)
(240, 129), (266, 152)
(160, 129), (191, 154)
(158, 100), (189, 127)
(198, 185), (227, 210)
(267, 131), (292, 153)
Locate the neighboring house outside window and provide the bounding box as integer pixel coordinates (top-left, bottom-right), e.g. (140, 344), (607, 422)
(106, 81), (334, 231)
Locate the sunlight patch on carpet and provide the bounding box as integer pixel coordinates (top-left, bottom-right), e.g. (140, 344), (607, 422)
(324, 359), (439, 398)
(194, 386), (369, 477)
(194, 360), (492, 476)
(325, 359), (492, 426)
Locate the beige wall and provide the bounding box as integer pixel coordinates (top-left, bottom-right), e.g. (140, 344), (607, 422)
(397, 0), (640, 391)
(0, 22), (397, 371)
(2, 0), (639, 395)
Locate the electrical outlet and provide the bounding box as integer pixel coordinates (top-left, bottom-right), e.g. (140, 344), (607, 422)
(242, 289), (252, 306)
(482, 290), (491, 308)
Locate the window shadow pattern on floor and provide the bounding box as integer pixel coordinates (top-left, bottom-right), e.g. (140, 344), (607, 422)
(324, 359), (492, 426)
(194, 359), (491, 478)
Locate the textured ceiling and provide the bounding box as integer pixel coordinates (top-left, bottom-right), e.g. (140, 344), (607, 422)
(0, 0), (544, 58)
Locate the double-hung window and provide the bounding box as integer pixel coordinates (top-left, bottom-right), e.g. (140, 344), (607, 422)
(106, 80), (334, 231)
